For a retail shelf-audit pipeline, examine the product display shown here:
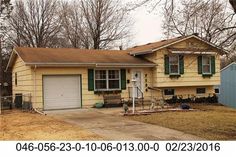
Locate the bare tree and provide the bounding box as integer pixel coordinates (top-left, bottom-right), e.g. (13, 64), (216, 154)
(162, 0), (236, 50)
(8, 0), (62, 48)
(61, 1), (91, 49)
(0, 0), (13, 113)
(79, 0), (131, 49)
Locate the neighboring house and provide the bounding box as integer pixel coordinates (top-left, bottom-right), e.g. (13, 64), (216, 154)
(6, 34), (225, 110)
(219, 62), (236, 108)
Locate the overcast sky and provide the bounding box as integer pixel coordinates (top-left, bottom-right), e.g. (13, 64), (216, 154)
(61, 0), (164, 48)
(129, 5), (164, 46)
(9, 0), (164, 47)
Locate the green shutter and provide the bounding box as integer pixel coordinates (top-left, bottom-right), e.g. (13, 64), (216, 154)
(179, 55), (184, 74)
(198, 56), (202, 74)
(121, 69), (126, 90)
(88, 69), (94, 91)
(211, 56), (216, 74)
(164, 55), (169, 74)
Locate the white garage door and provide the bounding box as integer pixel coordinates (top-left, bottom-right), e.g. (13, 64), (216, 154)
(43, 75), (81, 110)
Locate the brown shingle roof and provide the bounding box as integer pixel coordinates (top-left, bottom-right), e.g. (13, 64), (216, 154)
(127, 34), (227, 55)
(13, 47), (155, 67)
(128, 36), (185, 54)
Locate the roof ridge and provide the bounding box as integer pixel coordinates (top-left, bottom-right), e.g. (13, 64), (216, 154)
(129, 35), (184, 50)
(15, 47), (128, 52)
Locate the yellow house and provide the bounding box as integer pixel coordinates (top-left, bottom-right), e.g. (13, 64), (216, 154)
(6, 34), (226, 110)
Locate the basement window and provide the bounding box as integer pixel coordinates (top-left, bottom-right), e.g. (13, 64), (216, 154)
(164, 89), (175, 96)
(214, 88), (220, 94)
(196, 88), (206, 94)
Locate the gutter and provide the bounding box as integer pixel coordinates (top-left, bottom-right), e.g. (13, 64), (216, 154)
(25, 62), (156, 68)
(129, 50), (153, 56)
(33, 108), (46, 115)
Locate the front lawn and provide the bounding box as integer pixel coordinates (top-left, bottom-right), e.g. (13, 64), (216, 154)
(0, 110), (102, 140)
(128, 104), (236, 140)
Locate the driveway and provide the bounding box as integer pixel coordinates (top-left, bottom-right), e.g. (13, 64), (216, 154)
(46, 108), (202, 140)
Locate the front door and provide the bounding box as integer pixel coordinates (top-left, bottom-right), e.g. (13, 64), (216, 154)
(132, 70), (142, 98)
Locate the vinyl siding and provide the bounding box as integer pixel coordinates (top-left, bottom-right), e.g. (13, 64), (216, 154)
(12, 56), (34, 103)
(161, 86), (214, 99)
(32, 67), (153, 109)
(144, 38), (221, 88)
(219, 63), (236, 108)
(11, 37), (221, 110)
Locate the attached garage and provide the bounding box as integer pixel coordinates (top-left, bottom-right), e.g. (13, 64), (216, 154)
(7, 47), (155, 110)
(43, 75), (82, 110)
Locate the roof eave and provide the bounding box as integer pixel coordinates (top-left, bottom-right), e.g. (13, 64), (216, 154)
(5, 48), (28, 72)
(25, 62), (156, 68)
(190, 35), (228, 55)
(130, 35), (228, 55)
(129, 50), (153, 56)
(5, 49), (19, 72)
(220, 62), (236, 72)
(5, 51), (15, 72)
(95, 63), (156, 68)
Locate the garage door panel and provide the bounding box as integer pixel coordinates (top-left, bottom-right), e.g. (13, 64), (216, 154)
(43, 75), (81, 110)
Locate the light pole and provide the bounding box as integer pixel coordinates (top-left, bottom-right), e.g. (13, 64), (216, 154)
(131, 79), (137, 114)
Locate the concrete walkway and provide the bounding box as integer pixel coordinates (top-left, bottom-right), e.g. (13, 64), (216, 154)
(46, 108), (203, 140)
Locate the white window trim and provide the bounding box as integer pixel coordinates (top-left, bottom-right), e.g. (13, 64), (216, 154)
(169, 55), (180, 75)
(202, 56), (211, 74)
(108, 70), (121, 90)
(94, 69), (121, 91)
(164, 88), (175, 96)
(94, 70), (107, 90)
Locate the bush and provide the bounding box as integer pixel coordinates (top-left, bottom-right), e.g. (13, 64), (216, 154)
(166, 95), (218, 104)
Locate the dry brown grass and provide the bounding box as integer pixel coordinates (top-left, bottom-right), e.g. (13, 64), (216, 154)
(0, 110), (103, 140)
(128, 104), (236, 140)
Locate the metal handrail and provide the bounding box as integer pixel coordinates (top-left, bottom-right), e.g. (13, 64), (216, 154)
(148, 87), (165, 101)
(128, 86), (144, 108)
(136, 86), (144, 108)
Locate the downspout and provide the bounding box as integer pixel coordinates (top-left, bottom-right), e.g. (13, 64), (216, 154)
(33, 65), (37, 110)
(32, 65), (46, 115)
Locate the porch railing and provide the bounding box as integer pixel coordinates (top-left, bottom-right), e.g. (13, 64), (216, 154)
(128, 87), (144, 108)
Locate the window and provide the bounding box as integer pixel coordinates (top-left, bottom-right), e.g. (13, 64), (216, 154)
(169, 55), (179, 74)
(94, 70), (120, 90)
(95, 70), (107, 90)
(164, 89), (175, 96)
(108, 70), (120, 89)
(196, 88), (206, 94)
(15, 72), (17, 86)
(202, 56), (211, 74)
(215, 88), (220, 94)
